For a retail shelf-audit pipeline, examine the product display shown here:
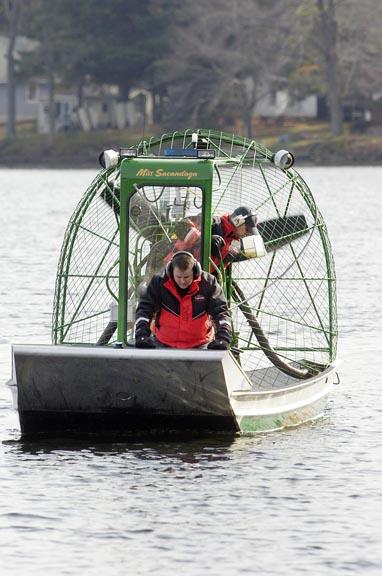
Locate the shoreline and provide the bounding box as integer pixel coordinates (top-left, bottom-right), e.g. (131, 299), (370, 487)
(1, 123), (382, 168)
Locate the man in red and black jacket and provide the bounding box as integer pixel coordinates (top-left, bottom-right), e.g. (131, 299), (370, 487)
(135, 251), (231, 350)
(210, 206), (258, 268)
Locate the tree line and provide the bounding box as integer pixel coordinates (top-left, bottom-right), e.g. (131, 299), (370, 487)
(1, 0), (381, 139)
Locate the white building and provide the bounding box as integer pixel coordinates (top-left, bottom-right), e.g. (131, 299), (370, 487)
(0, 35), (43, 126)
(0, 35), (153, 134)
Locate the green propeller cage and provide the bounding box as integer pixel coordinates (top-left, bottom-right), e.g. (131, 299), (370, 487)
(52, 129), (337, 386)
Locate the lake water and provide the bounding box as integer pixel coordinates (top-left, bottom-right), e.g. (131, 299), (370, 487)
(0, 167), (381, 575)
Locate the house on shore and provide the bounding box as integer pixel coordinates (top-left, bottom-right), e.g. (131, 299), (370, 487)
(0, 35), (153, 134)
(0, 35), (41, 128)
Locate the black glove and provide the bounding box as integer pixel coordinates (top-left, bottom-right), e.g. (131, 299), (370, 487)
(135, 335), (155, 349)
(211, 235), (225, 256)
(207, 339), (229, 350)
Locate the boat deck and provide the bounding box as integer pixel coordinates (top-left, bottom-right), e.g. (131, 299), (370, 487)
(245, 366), (302, 392)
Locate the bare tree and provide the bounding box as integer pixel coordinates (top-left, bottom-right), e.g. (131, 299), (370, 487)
(159, 0), (292, 137)
(290, 0), (382, 135)
(337, 0), (382, 102)
(2, 0), (21, 138)
(20, 0), (75, 145)
(316, 0), (343, 135)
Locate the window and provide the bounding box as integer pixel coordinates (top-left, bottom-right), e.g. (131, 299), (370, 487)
(126, 184), (204, 335)
(27, 83), (38, 102)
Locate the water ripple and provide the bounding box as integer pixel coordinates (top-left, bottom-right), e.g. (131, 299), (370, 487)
(0, 168), (382, 575)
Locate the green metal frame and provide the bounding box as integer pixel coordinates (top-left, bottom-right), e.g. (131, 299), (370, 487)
(117, 156), (214, 344)
(51, 129), (337, 370)
(52, 170), (118, 344)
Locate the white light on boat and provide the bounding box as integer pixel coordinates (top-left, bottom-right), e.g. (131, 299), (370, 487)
(197, 149), (215, 159)
(120, 148), (138, 158)
(99, 149), (119, 169)
(273, 149), (295, 169)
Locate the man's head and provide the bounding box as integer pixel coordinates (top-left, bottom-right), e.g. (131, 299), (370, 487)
(167, 251), (201, 288)
(230, 206), (257, 238)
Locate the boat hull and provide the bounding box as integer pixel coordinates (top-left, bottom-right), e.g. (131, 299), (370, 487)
(9, 344), (338, 438)
(11, 345), (246, 437)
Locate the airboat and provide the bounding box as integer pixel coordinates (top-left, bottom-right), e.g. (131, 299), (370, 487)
(9, 129), (338, 437)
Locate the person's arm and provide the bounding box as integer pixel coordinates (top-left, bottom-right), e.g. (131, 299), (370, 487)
(210, 218), (224, 253)
(206, 276), (232, 349)
(135, 276), (161, 347)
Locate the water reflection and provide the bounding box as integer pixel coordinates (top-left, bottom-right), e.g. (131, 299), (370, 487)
(4, 434), (241, 460)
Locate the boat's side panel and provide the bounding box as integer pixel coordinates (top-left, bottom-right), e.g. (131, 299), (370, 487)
(231, 364), (338, 433)
(238, 395), (329, 433)
(13, 345), (239, 436)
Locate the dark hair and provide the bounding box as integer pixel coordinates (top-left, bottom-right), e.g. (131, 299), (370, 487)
(165, 251), (202, 279)
(171, 252), (195, 271)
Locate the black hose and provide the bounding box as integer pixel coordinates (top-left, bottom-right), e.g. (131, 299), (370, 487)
(232, 281), (310, 379)
(96, 321), (117, 346)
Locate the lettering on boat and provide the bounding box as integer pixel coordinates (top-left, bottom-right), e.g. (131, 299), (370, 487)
(155, 169), (198, 180)
(135, 168), (198, 180)
(136, 168), (154, 177)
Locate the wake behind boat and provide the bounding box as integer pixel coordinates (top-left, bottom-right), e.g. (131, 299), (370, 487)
(8, 129), (338, 438)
